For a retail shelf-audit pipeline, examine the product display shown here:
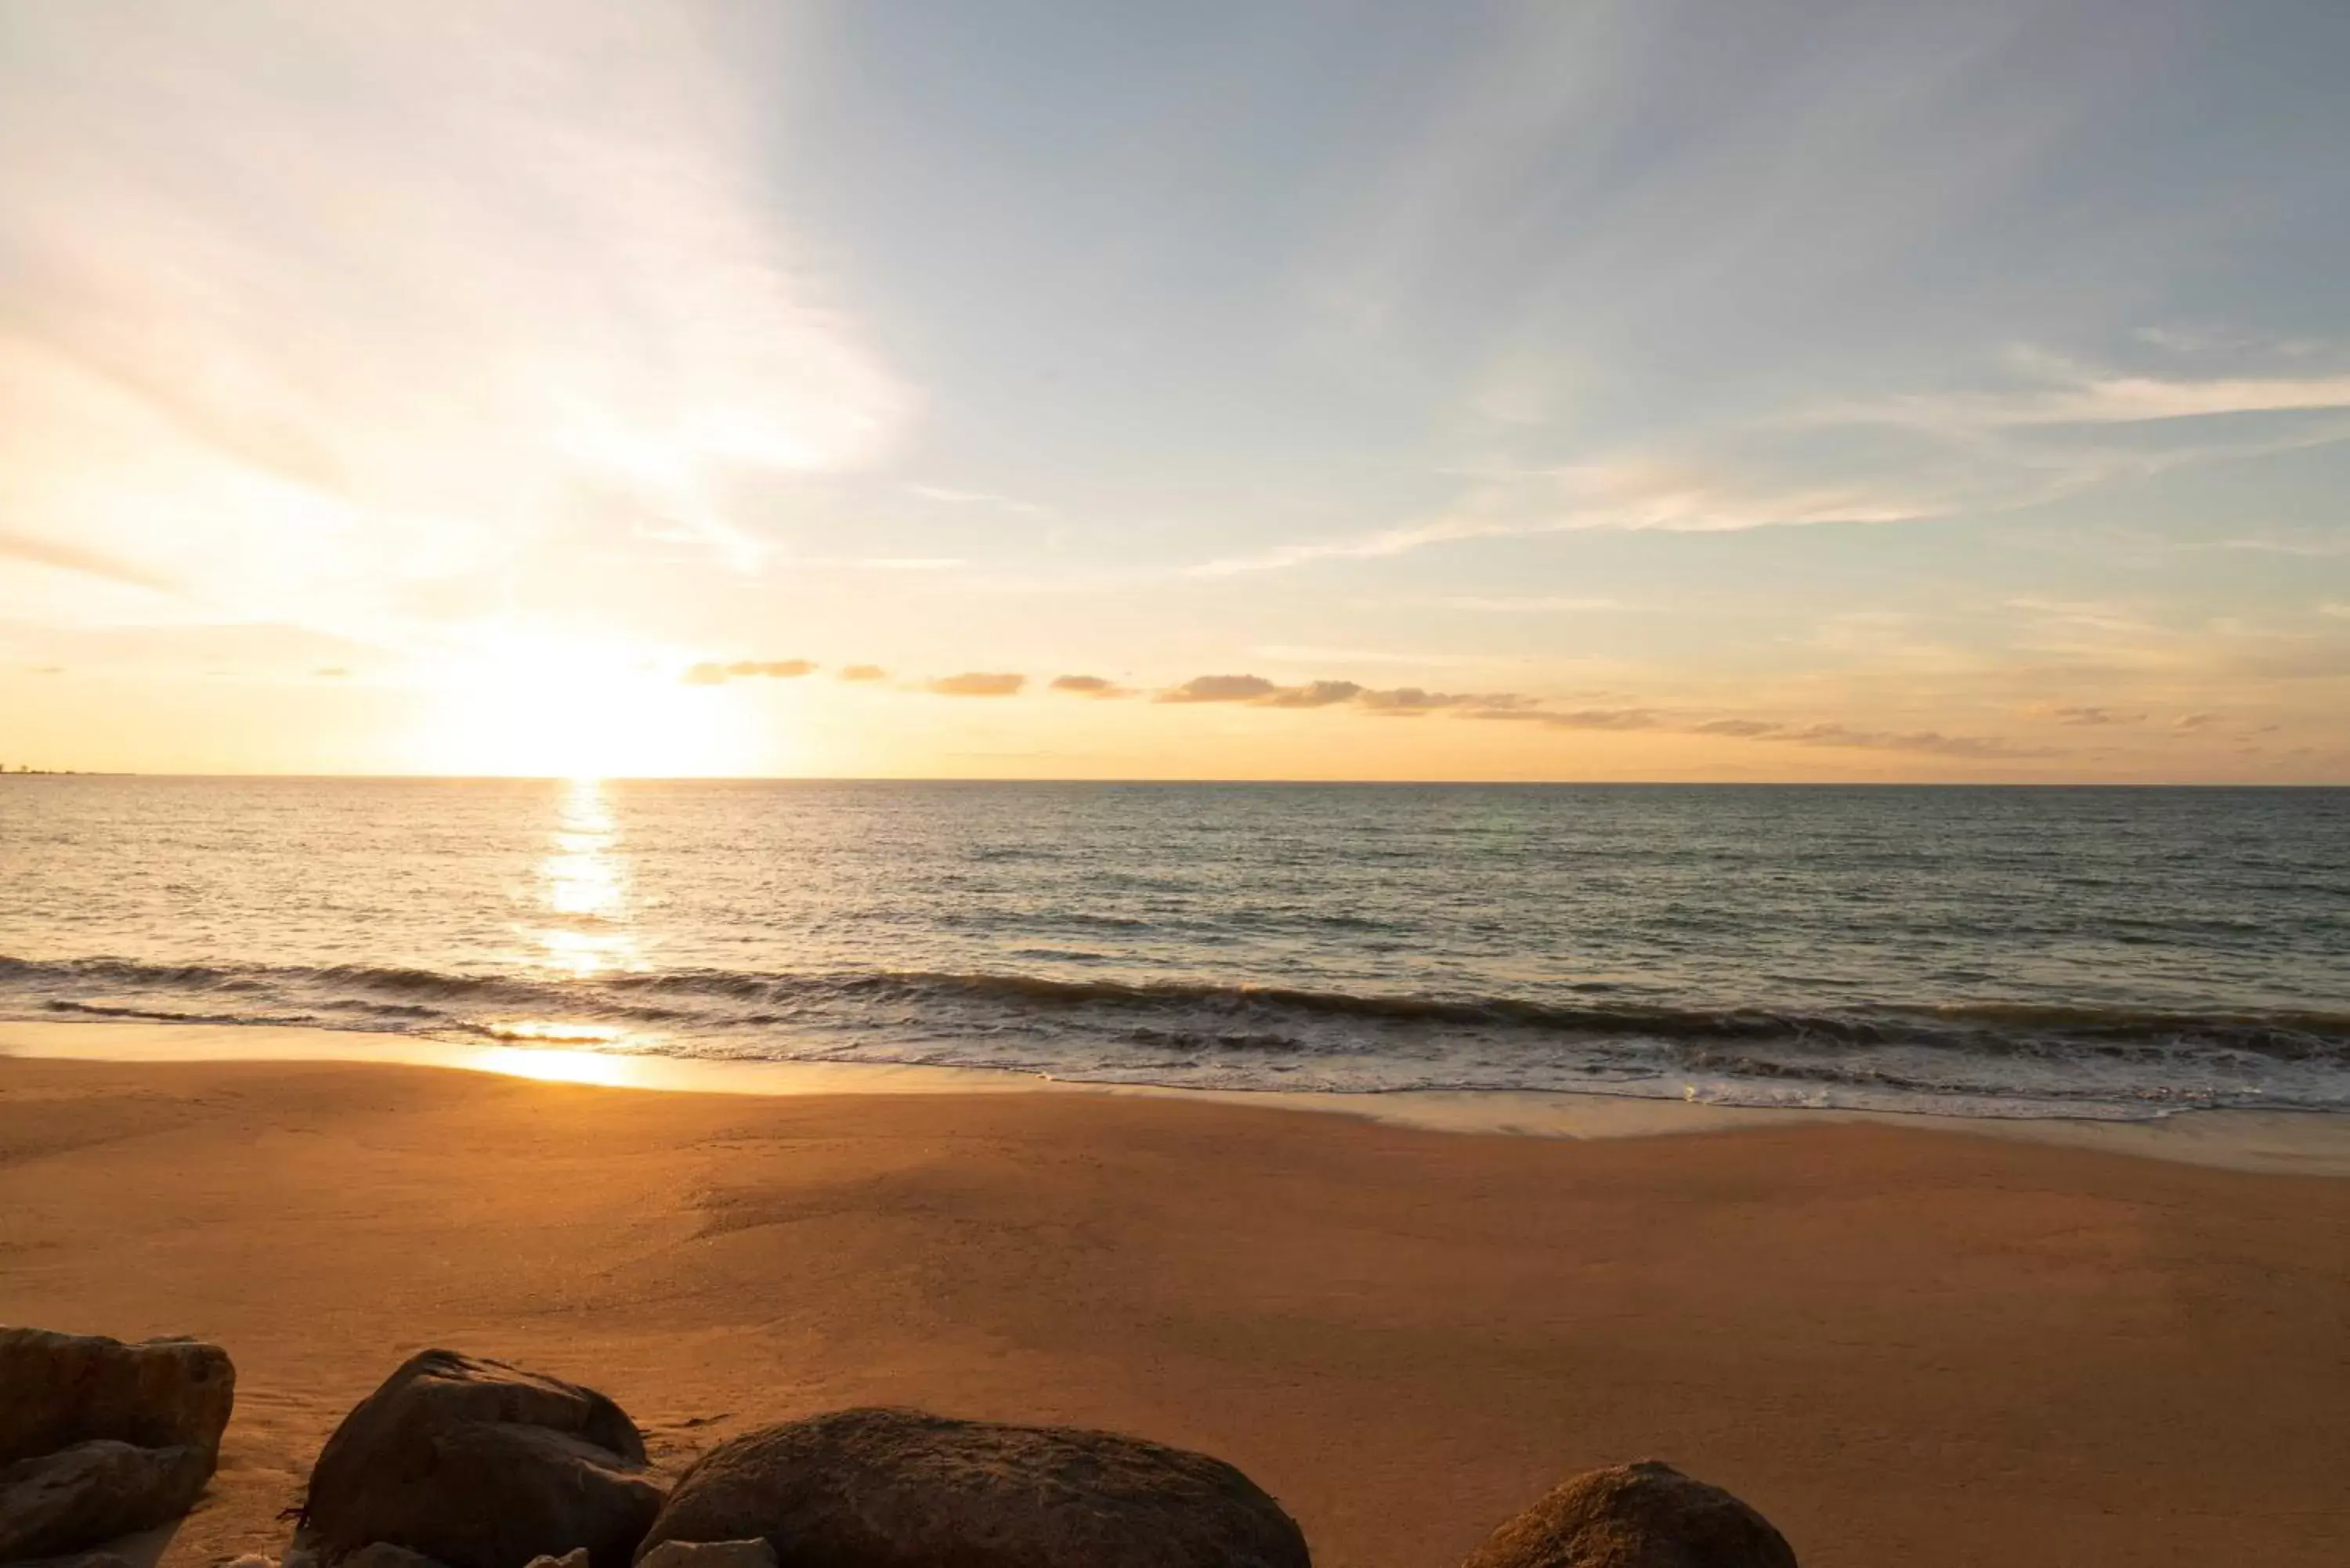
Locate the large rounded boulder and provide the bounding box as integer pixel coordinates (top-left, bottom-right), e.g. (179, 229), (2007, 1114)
(634, 1407), (1310, 1568)
(298, 1349), (664, 1568)
(0, 1327), (237, 1463)
(0, 1326), (237, 1560)
(1459, 1461), (1795, 1568)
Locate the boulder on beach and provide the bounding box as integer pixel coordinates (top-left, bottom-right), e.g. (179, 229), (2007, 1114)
(0, 1326), (237, 1560)
(634, 1544), (772, 1568)
(344, 1546), (457, 1568)
(1459, 1460), (1796, 1568)
(0, 1439), (217, 1562)
(298, 1349), (664, 1568)
(0, 1327), (237, 1465)
(634, 1407), (1311, 1568)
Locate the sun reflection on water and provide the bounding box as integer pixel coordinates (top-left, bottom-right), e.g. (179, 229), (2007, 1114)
(495, 777), (654, 1056)
(533, 777), (635, 979)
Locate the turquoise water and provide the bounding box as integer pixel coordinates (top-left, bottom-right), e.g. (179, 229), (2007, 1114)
(2, 777), (2345, 1118)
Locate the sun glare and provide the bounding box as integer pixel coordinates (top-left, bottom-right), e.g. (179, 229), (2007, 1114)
(465, 1045), (646, 1088)
(410, 630), (748, 777)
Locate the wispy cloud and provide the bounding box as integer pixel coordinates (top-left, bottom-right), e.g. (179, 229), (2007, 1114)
(908, 485), (1054, 519)
(1156, 674), (1279, 703)
(682, 659), (819, 686)
(0, 529), (178, 594)
(1049, 674), (1130, 698)
(0, 0), (906, 634)
(927, 671), (1027, 697)
(1259, 681), (1365, 709)
(1759, 724), (2053, 760)
(1436, 595), (1632, 612)
(2038, 705), (2146, 726)
(1825, 370), (2350, 430)
(837, 664), (889, 682)
(1466, 706), (1661, 731)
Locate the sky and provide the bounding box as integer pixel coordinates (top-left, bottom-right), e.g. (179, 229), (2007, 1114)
(2, 0), (2347, 781)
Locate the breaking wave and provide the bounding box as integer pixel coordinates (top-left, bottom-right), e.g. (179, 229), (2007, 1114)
(6, 953), (2347, 1119)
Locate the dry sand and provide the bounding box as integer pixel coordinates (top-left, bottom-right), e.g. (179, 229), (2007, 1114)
(4, 1028), (2348, 1567)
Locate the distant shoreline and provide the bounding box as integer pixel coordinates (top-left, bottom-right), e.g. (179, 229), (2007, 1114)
(3, 772), (2345, 787)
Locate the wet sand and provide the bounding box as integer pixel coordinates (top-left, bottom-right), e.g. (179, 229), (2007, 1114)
(4, 1031), (2347, 1566)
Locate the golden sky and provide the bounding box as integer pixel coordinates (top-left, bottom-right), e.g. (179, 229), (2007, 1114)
(4, 2), (2347, 780)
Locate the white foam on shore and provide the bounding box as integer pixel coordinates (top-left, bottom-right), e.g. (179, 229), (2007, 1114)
(5, 1017), (2348, 1178)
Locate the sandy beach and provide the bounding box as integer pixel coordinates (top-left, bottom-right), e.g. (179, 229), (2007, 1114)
(5, 1028), (2348, 1568)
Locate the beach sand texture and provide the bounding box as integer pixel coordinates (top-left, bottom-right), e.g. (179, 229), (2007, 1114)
(3, 1051), (2346, 1568)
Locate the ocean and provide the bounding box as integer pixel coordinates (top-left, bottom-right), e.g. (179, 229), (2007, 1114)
(2, 776), (2345, 1119)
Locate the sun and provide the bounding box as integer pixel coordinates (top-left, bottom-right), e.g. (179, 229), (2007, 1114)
(408, 629), (750, 778)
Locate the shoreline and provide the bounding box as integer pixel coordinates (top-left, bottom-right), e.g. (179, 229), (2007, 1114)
(5, 1046), (2347, 1567)
(5, 1017), (2348, 1176)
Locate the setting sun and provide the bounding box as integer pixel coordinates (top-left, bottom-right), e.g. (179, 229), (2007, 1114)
(407, 631), (749, 778)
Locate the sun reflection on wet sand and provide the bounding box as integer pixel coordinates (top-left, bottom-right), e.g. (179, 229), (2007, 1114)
(464, 1044), (649, 1087)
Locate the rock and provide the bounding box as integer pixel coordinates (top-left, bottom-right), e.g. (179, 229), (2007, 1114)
(523, 1553), (591, 1568)
(298, 1350), (663, 1568)
(345, 1547), (456, 1568)
(5, 1551), (138, 1568)
(0, 1440), (215, 1562)
(634, 1407), (1310, 1568)
(0, 1328), (237, 1465)
(635, 1543), (775, 1568)
(1458, 1461), (1795, 1568)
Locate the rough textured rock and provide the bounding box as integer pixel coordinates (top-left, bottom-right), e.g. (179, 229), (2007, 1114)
(7, 1551), (138, 1568)
(345, 1547), (457, 1568)
(523, 1552), (591, 1568)
(634, 1407), (1310, 1568)
(636, 1542), (775, 1568)
(1459, 1461), (1795, 1568)
(0, 1328), (237, 1465)
(299, 1350), (663, 1568)
(0, 1440), (216, 1562)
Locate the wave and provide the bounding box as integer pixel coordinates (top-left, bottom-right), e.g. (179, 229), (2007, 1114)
(3, 952), (2347, 1058)
(5, 951), (2348, 1116)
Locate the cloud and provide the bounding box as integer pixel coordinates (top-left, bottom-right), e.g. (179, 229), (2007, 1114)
(908, 486), (1053, 519)
(1690, 717), (1782, 738)
(1158, 674), (1281, 703)
(2174, 712), (2220, 732)
(313, 666), (352, 679)
(1760, 724), (2052, 760)
(927, 671), (1026, 697)
(682, 659), (818, 685)
(1356, 687), (1534, 716)
(1188, 464), (1935, 576)
(1259, 680), (1364, 709)
(2208, 530), (2350, 558)
(1049, 674), (1130, 698)
(1832, 371), (2350, 431)
(1462, 706), (1661, 731)
(0, 0), (906, 637)
(2041, 705), (2146, 726)
(837, 664), (888, 682)
(0, 529), (178, 594)
(1437, 595), (1631, 612)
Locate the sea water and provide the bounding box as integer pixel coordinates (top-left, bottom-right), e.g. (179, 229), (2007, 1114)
(2, 777), (2345, 1118)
